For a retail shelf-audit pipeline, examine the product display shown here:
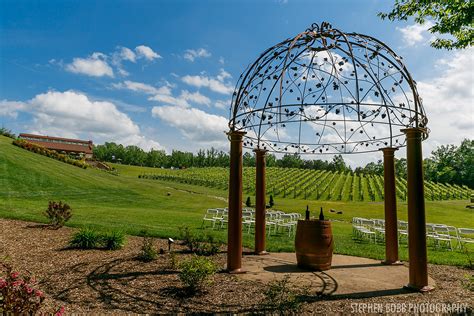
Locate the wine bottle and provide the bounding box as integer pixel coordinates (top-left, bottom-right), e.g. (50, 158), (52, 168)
(305, 205), (310, 220)
(319, 207), (324, 220)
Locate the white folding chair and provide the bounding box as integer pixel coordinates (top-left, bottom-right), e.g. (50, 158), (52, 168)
(458, 228), (474, 249)
(201, 209), (222, 229)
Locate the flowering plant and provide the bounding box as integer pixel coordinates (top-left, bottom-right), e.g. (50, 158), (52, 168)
(0, 262), (45, 314)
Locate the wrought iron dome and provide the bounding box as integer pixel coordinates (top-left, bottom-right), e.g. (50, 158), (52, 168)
(229, 22), (428, 155)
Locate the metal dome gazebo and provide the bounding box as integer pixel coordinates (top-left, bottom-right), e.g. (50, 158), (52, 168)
(226, 22), (431, 291)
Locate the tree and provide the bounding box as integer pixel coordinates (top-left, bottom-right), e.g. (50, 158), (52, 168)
(378, 0), (473, 49)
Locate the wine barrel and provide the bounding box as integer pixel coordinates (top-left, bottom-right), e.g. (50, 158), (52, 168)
(295, 219), (333, 271)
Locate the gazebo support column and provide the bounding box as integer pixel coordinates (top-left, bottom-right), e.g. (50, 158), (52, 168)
(254, 148), (268, 255)
(227, 131), (246, 273)
(402, 128), (433, 291)
(381, 147), (400, 264)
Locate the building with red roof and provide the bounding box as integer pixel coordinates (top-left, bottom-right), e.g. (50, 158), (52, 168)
(19, 133), (94, 158)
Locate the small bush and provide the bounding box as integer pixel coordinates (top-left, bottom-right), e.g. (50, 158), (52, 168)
(138, 235), (157, 262)
(69, 228), (101, 249)
(0, 127), (16, 139)
(178, 255), (217, 293)
(43, 201), (72, 228)
(263, 275), (302, 314)
(0, 262), (45, 314)
(167, 252), (179, 270)
(178, 226), (221, 256)
(101, 230), (125, 250)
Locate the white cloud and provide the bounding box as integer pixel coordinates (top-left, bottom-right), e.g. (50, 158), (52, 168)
(184, 48), (211, 62)
(118, 47), (136, 62)
(417, 48), (474, 154)
(181, 69), (234, 95)
(180, 90), (211, 106)
(135, 45), (161, 61)
(149, 93), (189, 108)
(0, 100), (28, 118)
(397, 21), (435, 46)
(219, 57), (225, 65)
(66, 52), (114, 77)
(215, 99), (230, 109)
(112, 80), (162, 95)
(151, 105), (227, 147)
(3, 90), (163, 151)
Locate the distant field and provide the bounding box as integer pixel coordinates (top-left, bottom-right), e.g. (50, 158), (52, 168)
(1, 135), (473, 267)
(130, 165), (472, 202)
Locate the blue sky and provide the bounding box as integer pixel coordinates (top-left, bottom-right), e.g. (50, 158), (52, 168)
(1, 0), (472, 166)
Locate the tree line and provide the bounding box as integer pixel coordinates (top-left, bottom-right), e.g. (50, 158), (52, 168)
(93, 139), (473, 188)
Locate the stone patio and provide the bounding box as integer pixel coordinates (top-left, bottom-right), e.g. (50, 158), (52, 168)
(237, 253), (436, 298)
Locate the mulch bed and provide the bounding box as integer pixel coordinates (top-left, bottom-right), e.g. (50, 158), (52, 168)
(0, 219), (472, 314)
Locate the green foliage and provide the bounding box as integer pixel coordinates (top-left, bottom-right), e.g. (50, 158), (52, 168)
(178, 226), (221, 256)
(101, 230), (125, 250)
(137, 231), (158, 262)
(178, 255), (217, 293)
(13, 139), (88, 169)
(378, 0), (473, 49)
(69, 228), (102, 249)
(461, 274), (474, 292)
(69, 228), (125, 250)
(43, 201), (72, 228)
(263, 275), (302, 314)
(0, 127), (16, 139)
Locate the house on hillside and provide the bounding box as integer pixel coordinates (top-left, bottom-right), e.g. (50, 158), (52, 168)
(19, 133), (94, 159)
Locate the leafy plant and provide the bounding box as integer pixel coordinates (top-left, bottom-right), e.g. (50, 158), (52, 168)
(0, 262), (45, 314)
(69, 228), (126, 250)
(263, 275), (302, 314)
(461, 274), (474, 292)
(138, 234), (158, 262)
(101, 230), (125, 250)
(43, 201), (72, 228)
(178, 226), (221, 256)
(0, 128), (16, 139)
(69, 228), (101, 249)
(178, 255), (217, 293)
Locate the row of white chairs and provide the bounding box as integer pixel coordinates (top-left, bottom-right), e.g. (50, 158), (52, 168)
(352, 217), (474, 251)
(201, 208), (302, 236)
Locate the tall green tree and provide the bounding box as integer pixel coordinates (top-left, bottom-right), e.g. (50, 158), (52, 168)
(379, 0), (473, 49)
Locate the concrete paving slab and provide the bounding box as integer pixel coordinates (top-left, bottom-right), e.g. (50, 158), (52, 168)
(237, 253), (435, 298)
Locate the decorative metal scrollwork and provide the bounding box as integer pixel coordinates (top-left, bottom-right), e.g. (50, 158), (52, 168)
(229, 22), (428, 155)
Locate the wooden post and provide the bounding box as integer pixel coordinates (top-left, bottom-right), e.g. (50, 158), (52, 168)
(227, 131), (246, 273)
(381, 147), (400, 264)
(254, 148), (267, 255)
(402, 128), (433, 291)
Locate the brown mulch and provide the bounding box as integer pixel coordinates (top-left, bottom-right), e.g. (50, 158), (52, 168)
(0, 219), (472, 314)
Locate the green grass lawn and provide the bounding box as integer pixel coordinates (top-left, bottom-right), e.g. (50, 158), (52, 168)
(1, 135), (473, 267)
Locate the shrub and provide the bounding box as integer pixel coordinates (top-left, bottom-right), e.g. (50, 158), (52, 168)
(246, 196), (252, 207)
(178, 255), (217, 293)
(263, 275), (302, 314)
(43, 201), (72, 228)
(138, 235), (158, 262)
(69, 228), (101, 249)
(12, 139), (88, 169)
(178, 226), (221, 256)
(101, 230), (126, 250)
(0, 127), (16, 139)
(0, 262), (45, 314)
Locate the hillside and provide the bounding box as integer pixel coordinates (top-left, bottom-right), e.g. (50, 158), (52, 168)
(0, 135), (226, 236)
(127, 166), (471, 202)
(1, 135), (474, 266)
